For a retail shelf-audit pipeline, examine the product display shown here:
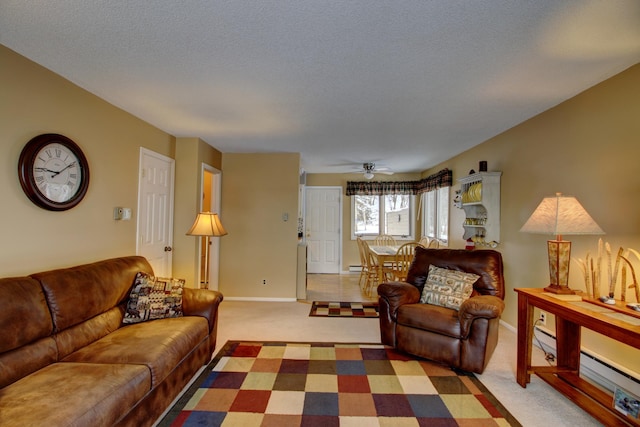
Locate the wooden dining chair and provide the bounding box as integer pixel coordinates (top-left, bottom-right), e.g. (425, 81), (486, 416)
(360, 239), (382, 297)
(356, 237), (369, 291)
(373, 234), (397, 246)
(418, 236), (440, 248)
(418, 236), (430, 247)
(389, 241), (420, 281)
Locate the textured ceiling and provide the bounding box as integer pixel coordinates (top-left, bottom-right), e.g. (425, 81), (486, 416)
(1, 1), (639, 174)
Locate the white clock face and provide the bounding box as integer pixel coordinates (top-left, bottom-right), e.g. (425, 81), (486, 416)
(33, 143), (83, 203)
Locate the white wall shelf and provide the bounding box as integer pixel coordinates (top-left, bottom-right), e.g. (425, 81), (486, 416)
(457, 171), (502, 247)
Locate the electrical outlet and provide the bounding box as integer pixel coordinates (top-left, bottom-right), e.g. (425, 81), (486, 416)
(539, 311), (547, 326)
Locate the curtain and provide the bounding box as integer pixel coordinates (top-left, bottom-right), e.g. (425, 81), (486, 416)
(415, 168), (452, 194)
(345, 180), (417, 196)
(346, 168), (451, 196)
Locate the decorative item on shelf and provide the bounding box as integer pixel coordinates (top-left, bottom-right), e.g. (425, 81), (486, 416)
(479, 161), (488, 172)
(465, 238), (475, 251)
(520, 193), (604, 295)
(574, 239), (640, 301)
(186, 212), (227, 289)
(453, 189), (462, 209)
(461, 182), (482, 203)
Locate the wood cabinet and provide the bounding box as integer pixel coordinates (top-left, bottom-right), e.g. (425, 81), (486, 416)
(457, 171), (501, 246)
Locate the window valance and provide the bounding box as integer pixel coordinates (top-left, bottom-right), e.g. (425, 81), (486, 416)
(346, 169), (451, 196)
(415, 168), (452, 194)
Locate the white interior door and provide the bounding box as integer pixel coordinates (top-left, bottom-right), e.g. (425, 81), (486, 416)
(305, 186), (341, 273)
(137, 148), (175, 277)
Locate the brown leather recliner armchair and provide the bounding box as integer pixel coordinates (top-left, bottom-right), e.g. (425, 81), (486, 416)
(377, 246), (505, 374)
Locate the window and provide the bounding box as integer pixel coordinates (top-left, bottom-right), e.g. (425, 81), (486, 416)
(421, 187), (449, 244)
(352, 194), (415, 239)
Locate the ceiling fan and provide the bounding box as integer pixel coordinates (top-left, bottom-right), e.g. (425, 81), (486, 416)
(353, 162), (394, 180)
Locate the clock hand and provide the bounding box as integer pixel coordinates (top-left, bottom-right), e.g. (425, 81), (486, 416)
(34, 167), (58, 174)
(51, 161), (77, 177)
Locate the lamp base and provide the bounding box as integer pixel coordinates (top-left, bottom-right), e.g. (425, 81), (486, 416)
(544, 284), (576, 295)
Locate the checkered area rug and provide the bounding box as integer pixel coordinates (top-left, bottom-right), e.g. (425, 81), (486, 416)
(159, 341), (521, 426)
(309, 301), (379, 318)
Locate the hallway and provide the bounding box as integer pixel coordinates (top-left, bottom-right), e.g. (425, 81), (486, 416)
(304, 273), (377, 303)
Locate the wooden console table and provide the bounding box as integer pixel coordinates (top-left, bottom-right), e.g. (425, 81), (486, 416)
(515, 288), (640, 427)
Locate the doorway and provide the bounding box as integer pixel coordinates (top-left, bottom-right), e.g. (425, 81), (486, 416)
(136, 148), (175, 277)
(199, 165), (222, 290)
(305, 186), (342, 273)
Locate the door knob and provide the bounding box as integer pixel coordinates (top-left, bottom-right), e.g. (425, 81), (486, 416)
(164, 246), (172, 252)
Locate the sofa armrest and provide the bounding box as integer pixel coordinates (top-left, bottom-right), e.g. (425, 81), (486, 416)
(377, 282), (421, 318)
(458, 295), (504, 338)
(182, 288), (224, 334)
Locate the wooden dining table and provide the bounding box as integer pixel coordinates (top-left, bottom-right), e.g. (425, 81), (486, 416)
(368, 245), (400, 285)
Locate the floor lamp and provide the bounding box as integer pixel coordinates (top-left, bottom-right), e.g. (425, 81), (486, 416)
(186, 212), (227, 289)
(520, 193), (604, 294)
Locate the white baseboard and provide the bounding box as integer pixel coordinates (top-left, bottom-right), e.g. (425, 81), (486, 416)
(533, 325), (640, 396)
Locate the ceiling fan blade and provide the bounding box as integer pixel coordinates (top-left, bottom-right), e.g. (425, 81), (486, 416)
(376, 170), (394, 175)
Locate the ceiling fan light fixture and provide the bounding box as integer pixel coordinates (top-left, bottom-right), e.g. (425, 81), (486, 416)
(363, 171), (375, 180)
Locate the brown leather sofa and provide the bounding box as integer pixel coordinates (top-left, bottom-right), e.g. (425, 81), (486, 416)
(0, 256), (223, 427)
(378, 246), (505, 374)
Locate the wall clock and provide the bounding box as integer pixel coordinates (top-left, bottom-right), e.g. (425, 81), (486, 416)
(18, 133), (90, 211)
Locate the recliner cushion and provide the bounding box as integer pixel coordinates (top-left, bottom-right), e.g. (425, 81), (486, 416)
(396, 304), (461, 339)
(419, 265), (479, 310)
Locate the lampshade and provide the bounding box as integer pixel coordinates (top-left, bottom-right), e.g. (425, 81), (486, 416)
(520, 193), (604, 237)
(186, 212), (228, 237)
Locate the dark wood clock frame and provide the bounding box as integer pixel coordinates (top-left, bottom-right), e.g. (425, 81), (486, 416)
(18, 133), (90, 211)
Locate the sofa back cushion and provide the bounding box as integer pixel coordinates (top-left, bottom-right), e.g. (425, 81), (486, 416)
(32, 256), (154, 333)
(0, 277), (53, 353)
(406, 247), (505, 299)
(0, 276), (57, 388)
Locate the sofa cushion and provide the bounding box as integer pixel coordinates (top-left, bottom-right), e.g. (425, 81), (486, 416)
(54, 307), (124, 360)
(0, 362), (151, 427)
(62, 316), (209, 387)
(419, 265), (479, 310)
(0, 337), (58, 389)
(123, 272), (185, 324)
(32, 256), (153, 332)
(0, 277), (53, 353)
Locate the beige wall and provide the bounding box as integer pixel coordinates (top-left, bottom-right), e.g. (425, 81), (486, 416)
(0, 45), (177, 275)
(423, 63), (640, 372)
(219, 153), (300, 299)
(173, 138), (223, 286)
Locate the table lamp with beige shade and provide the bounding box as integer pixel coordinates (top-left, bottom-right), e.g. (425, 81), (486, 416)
(520, 193), (604, 295)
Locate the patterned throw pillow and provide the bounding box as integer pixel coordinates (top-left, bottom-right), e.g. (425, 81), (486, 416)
(419, 265), (479, 310)
(123, 272), (185, 324)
